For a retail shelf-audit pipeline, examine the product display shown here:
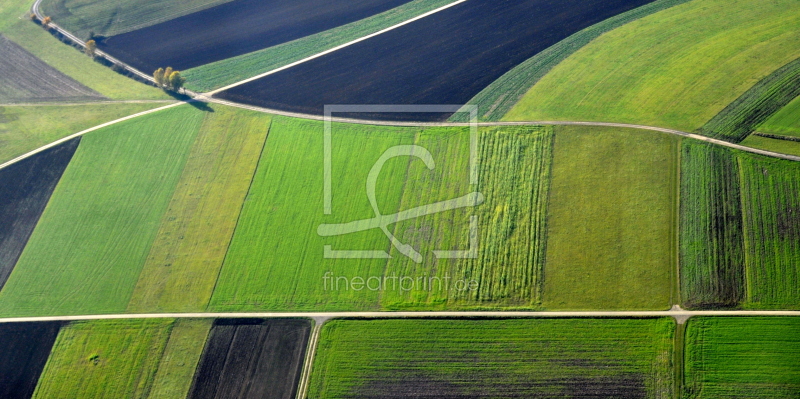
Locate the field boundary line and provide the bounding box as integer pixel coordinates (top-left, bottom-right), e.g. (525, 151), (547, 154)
(204, 0), (468, 95)
(0, 102), (183, 171)
(0, 100), (178, 107)
(295, 319), (326, 399)
(2, 310), (800, 324)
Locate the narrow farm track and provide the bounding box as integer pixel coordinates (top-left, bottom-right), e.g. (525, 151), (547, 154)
(2, 309), (800, 324)
(0, 100), (177, 107)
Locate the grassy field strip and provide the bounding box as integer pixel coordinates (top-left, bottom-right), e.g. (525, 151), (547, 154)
(147, 319), (212, 399)
(0, 101), (182, 171)
(380, 126), (553, 310)
(127, 107), (271, 313)
(208, 117), (417, 311)
(32, 319), (175, 398)
(740, 134), (800, 158)
(543, 126), (677, 310)
(0, 100), (176, 106)
(700, 57), (800, 142)
(308, 319), (674, 398)
(679, 142), (745, 308)
(504, 0), (800, 133)
(0, 103), (166, 164)
(185, 0), (455, 92)
(452, 0), (693, 122)
(0, 106), (204, 316)
(739, 153), (800, 309)
(205, 0), (466, 95)
(758, 94), (800, 138)
(684, 317), (800, 397)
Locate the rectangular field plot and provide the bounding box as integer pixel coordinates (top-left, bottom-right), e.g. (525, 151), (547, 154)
(0, 322), (60, 399)
(543, 126), (678, 310)
(0, 106), (205, 316)
(210, 120), (554, 311)
(0, 34), (103, 104)
(309, 318), (675, 398)
(217, 0), (656, 121)
(0, 139), (79, 290)
(684, 317), (800, 398)
(188, 319), (310, 399)
(680, 143), (800, 309)
(98, 0), (413, 73)
(32, 318), (210, 398)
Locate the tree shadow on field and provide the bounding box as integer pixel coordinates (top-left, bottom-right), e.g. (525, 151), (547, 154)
(164, 90), (214, 112)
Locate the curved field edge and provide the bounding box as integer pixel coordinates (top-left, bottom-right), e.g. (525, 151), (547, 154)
(451, 0), (691, 122)
(503, 0), (800, 133)
(183, 0), (455, 92)
(757, 94), (800, 138)
(308, 318), (675, 399)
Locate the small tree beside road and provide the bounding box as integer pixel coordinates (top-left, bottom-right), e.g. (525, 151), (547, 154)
(153, 67), (186, 93)
(84, 40), (96, 57)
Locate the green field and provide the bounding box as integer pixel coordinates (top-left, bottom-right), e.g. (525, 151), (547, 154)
(740, 134), (800, 158)
(0, 105), (204, 316)
(185, 0), (454, 92)
(679, 142), (745, 308)
(684, 317), (800, 398)
(543, 126), (678, 310)
(758, 95), (800, 138)
(0, 16), (167, 100)
(39, 0), (231, 38)
(0, 103), (166, 164)
(309, 318), (674, 398)
(452, 0), (692, 122)
(700, 57), (800, 142)
(33, 319), (176, 398)
(146, 319), (211, 399)
(739, 153), (800, 308)
(504, 0), (800, 133)
(127, 107), (271, 313)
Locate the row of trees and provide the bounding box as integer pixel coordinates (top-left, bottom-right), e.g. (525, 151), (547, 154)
(153, 67), (186, 92)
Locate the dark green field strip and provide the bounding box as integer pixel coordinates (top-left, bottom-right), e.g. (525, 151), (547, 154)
(0, 138), (79, 290)
(309, 318), (674, 398)
(684, 317), (800, 398)
(0, 322), (60, 399)
(451, 0), (692, 122)
(739, 153), (800, 308)
(188, 319), (310, 399)
(0, 106), (205, 316)
(381, 126), (554, 310)
(679, 141), (745, 308)
(699, 57), (800, 143)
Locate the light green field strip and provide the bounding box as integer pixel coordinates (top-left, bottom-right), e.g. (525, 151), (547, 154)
(758, 95), (800, 138)
(39, 0), (232, 38)
(452, 0), (692, 122)
(543, 126), (678, 310)
(684, 317), (800, 398)
(209, 117), (417, 312)
(504, 0), (800, 133)
(740, 134), (800, 158)
(0, 106), (204, 316)
(0, 103), (163, 164)
(127, 106), (271, 313)
(309, 318), (674, 398)
(32, 319), (174, 398)
(147, 319), (211, 399)
(380, 126), (553, 310)
(184, 0), (454, 92)
(0, 19), (168, 100)
(739, 153), (800, 309)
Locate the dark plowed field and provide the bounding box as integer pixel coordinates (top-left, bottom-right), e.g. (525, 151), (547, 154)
(188, 318), (311, 399)
(0, 35), (103, 104)
(217, 0), (656, 121)
(0, 138), (80, 289)
(98, 0), (413, 73)
(0, 322), (61, 399)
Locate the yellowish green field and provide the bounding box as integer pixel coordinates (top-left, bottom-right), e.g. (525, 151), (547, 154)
(0, 103), (167, 164)
(758, 95), (800, 138)
(504, 0), (800, 132)
(146, 319), (211, 399)
(127, 107), (271, 313)
(543, 126), (678, 310)
(0, 106), (204, 316)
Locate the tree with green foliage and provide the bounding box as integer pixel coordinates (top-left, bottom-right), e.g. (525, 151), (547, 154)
(168, 71), (186, 93)
(153, 68), (165, 87)
(84, 40), (96, 57)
